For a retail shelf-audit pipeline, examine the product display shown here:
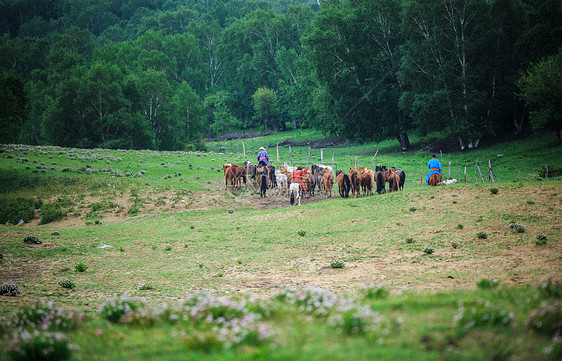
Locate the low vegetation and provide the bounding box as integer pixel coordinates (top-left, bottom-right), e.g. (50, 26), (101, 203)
(0, 133), (560, 360)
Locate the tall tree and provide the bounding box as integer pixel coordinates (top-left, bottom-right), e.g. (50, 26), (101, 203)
(252, 86), (279, 132)
(518, 50), (562, 143)
(400, 0), (497, 150)
(305, 0), (411, 148)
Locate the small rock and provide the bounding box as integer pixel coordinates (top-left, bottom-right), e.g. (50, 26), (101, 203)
(23, 235), (42, 244)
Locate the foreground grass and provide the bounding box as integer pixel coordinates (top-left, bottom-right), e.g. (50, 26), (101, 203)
(0, 133), (561, 360)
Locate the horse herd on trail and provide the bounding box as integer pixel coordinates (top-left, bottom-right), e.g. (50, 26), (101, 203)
(223, 161), (407, 206)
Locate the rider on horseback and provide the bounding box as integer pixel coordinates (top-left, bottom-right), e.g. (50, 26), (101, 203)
(425, 154), (442, 184)
(292, 167), (308, 195)
(257, 147), (269, 166)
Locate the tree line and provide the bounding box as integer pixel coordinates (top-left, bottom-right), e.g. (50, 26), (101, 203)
(0, 0), (560, 151)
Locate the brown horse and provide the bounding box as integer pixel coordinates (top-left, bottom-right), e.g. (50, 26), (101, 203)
(303, 172), (316, 197)
(322, 168), (334, 198)
(360, 172), (373, 196)
(428, 173), (441, 186)
(349, 168), (361, 197)
(388, 168), (399, 192)
(224, 166), (236, 190)
(336, 170), (351, 198)
(233, 165), (247, 188)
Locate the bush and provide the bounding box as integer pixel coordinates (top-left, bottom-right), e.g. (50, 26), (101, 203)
(0, 283), (21, 296)
(328, 302), (383, 335)
(457, 224), (464, 229)
(423, 246), (435, 254)
(136, 283), (153, 291)
(98, 294), (147, 323)
(4, 300), (84, 331)
(509, 223), (526, 233)
(7, 330), (74, 361)
(490, 188), (499, 194)
(330, 259), (345, 269)
(58, 279), (74, 289)
(405, 237), (414, 244)
(454, 299), (513, 328)
(358, 284), (389, 300)
(525, 300), (562, 336)
(539, 277), (562, 299)
(74, 263), (87, 272)
(296, 229), (306, 236)
(477, 278), (500, 289)
(0, 197), (37, 224)
(451, 240), (461, 249)
(476, 232), (488, 239)
(535, 233), (548, 245)
(39, 202), (64, 225)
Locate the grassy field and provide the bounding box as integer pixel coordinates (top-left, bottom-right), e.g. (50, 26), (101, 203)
(0, 132), (561, 360)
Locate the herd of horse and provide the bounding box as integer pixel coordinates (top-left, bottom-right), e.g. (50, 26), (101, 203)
(223, 161), (408, 206)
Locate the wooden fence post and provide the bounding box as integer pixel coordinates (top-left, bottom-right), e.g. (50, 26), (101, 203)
(277, 143), (279, 162)
(355, 156), (358, 170)
(517, 170), (520, 182)
(332, 152), (335, 169)
(464, 166), (467, 183)
(545, 164), (549, 180)
(477, 164), (484, 183)
(457, 165), (460, 181)
(448, 161), (451, 179)
(289, 146), (293, 166)
(421, 167), (423, 187)
(242, 142), (245, 157)
(236, 140), (239, 154)
(321, 148), (324, 164)
(488, 160), (493, 183)
(308, 147), (311, 168)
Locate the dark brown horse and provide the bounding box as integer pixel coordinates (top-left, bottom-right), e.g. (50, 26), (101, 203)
(428, 173), (441, 186)
(257, 166), (269, 197)
(375, 166), (386, 194)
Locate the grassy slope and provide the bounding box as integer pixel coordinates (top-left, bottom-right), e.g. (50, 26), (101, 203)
(0, 132), (561, 360)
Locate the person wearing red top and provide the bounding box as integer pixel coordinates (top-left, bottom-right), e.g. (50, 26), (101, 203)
(292, 167), (308, 193)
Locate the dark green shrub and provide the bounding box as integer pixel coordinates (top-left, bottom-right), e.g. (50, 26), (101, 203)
(476, 232), (488, 239)
(0, 197), (36, 224)
(477, 278), (499, 289)
(58, 279), (74, 289)
(489, 188), (499, 195)
(7, 331), (73, 361)
(74, 263), (87, 272)
(39, 202), (64, 225)
(526, 300), (562, 336)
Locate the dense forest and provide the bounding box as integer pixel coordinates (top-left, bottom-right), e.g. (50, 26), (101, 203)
(0, 0), (560, 151)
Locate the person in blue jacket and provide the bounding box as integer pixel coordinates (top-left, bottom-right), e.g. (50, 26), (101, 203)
(425, 154), (442, 183)
(257, 147), (269, 166)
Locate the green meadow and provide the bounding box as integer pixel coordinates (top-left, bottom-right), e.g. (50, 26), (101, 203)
(0, 132), (561, 360)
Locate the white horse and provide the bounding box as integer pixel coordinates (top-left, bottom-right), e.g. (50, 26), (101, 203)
(283, 162), (297, 173)
(289, 182), (302, 206)
(276, 172), (288, 195)
(317, 164), (334, 175)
